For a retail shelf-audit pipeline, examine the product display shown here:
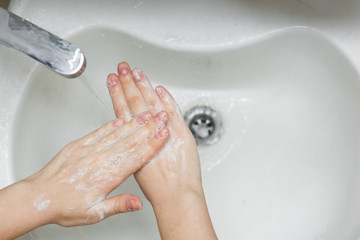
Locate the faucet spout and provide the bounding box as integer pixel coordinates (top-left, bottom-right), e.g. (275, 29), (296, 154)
(0, 7), (86, 78)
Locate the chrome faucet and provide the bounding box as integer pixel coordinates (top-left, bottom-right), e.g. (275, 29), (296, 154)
(0, 7), (85, 78)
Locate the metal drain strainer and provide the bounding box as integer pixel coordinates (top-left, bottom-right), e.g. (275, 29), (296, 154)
(184, 105), (222, 146)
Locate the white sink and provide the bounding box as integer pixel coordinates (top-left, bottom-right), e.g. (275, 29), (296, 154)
(2, 0), (360, 239)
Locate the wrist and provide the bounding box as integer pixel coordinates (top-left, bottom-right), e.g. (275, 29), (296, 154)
(18, 177), (56, 225)
(0, 177), (54, 239)
(151, 186), (205, 212)
(151, 188), (217, 240)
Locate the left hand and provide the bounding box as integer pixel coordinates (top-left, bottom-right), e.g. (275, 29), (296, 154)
(24, 111), (169, 226)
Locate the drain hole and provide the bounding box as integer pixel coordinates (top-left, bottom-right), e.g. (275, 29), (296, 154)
(190, 114), (215, 139)
(184, 106), (222, 146)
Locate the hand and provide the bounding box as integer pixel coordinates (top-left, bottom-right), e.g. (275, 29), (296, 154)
(31, 111), (169, 226)
(107, 62), (201, 205)
(0, 111), (169, 239)
(107, 62), (217, 239)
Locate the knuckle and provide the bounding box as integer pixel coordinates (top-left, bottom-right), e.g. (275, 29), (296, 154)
(63, 140), (78, 152)
(168, 110), (177, 119)
(125, 139), (138, 150)
(113, 198), (125, 214)
(121, 75), (133, 84)
(129, 95), (143, 107)
(148, 98), (161, 109)
(145, 119), (157, 132)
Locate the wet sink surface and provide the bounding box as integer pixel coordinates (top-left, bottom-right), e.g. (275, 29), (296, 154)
(12, 27), (360, 239)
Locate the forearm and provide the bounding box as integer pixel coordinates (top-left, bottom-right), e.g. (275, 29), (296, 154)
(152, 190), (217, 240)
(0, 179), (52, 240)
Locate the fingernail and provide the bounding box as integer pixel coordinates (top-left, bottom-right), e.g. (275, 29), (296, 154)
(132, 68), (142, 82)
(121, 68), (128, 75)
(156, 86), (166, 98)
(127, 199), (141, 211)
(118, 64), (129, 75)
(155, 110), (168, 123)
(137, 111), (152, 124)
(107, 75), (118, 88)
(156, 127), (169, 139)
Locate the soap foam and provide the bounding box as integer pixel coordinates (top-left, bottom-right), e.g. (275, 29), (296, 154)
(33, 193), (51, 212)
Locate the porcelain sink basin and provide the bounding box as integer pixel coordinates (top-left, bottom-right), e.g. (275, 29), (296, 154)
(10, 26), (360, 240)
(1, 1), (360, 240)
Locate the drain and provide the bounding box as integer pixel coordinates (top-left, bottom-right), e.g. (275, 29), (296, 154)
(184, 106), (222, 146)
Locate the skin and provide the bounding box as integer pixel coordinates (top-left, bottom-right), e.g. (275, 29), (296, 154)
(107, 62), (218, 240)
(0, 111), (169, 240)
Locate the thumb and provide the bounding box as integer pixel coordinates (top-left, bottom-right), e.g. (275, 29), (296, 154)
(103, 193), (143, 218)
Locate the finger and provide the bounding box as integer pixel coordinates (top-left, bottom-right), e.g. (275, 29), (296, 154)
(155, 86), (183, 122)
(94, 111), (152, 151)
(89, 194), (142, 222)
(107, 73), (132, 121)
(103, 193), (143, 218)
(117, 62), (148, 116)
(103, 110), (168, 154)
(132, 68), (165, 115)
(114, 126), (169, 177)
(79, 118), (125, 146)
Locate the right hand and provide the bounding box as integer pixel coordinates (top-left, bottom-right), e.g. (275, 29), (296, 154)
(107, 62), (203, 205)
(107, 62), (217, 239)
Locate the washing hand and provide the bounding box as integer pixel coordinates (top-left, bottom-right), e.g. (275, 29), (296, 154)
(107, 62), (217, 240)
(0, 61), (217, 240)
(0, 111), (169, 239)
